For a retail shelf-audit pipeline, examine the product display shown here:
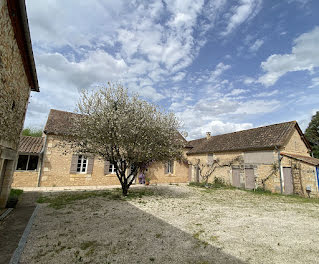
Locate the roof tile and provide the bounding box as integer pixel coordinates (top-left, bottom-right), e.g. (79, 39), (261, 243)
(281, 152), (319, 166)
(19, 136), (44, 154)
(187, 121), (298, 154)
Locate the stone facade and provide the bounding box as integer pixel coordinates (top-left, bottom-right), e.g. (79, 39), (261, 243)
(281, 129), (309, 155)
(187, 127), (319, 197)
(12, 135), (189, 187)
(0, 1), (37, 208)
(12, 171), (38, 187)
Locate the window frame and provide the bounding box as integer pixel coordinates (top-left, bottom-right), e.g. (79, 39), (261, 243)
(108, 163), (117, 174)
(16, 154), (39, 171)
(167, 160), (174, 174)
(76, 155), (88, 174)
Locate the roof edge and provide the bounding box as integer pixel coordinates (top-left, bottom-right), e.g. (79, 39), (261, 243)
(7, 0), (39, 92)
(187, 121), (297, 144)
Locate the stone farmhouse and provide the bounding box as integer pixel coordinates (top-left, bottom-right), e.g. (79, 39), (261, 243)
(0, 0), (39, 208)
(187, 121), (319, 197)
(12, 109), (189, 188)
(12, 109), (319, 198)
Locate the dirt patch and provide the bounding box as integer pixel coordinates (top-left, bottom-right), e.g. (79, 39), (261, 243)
(20, 185), (319, 263)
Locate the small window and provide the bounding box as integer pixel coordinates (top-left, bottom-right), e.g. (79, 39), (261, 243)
(16, 155), (39, 171)
(109, 163), (117, 174)
(167, 160), (173, 174)
(77, 155), (87, 173)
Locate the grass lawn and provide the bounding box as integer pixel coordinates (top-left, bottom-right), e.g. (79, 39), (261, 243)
(21, 185), (319, 264)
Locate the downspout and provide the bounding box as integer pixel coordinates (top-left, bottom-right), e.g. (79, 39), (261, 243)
(275, 146), (283, 194)
(37, 134), (47, 187)
(316, 166), (319, 192)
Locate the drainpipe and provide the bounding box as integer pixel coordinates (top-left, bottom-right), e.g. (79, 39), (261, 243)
(37, 134), (47, 187)
(275, 146), (283, 194)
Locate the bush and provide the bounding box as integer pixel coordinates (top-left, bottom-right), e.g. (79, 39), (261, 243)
(6, 189), (23, 208)
(189, 177), (227, 189)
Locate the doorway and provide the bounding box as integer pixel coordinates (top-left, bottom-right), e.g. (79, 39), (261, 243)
(283, 167), (293, 195)
(245, 168), (255, 189)
(232, 168), (240, 188)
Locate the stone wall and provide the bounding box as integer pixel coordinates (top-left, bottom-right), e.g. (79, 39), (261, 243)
(145, 160), (189, 184)
(281, 156), (318, 197)
(37, 135), (188, 187)
(12, 171), (38, 187)
(0, 1), (31, 150)
(281, 128), (310, 155)
(0, 1), (32, 208)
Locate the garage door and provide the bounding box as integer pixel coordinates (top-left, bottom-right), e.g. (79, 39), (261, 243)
(245, 168), (255, 189)
(232, 168), (240, 188)
(283, 167), (293, 195)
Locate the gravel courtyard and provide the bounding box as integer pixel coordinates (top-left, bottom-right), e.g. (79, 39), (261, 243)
(20, 185), (319, 264)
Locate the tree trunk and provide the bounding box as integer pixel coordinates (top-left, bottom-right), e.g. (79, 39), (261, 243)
(121, 177), (129, 196)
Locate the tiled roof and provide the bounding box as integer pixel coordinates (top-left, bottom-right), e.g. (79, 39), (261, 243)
(44, 109), (80, 136)
(281, 152), (319, 166)
(44, 109), (187, 144)
(187, 121), (308, 154)
(19, 136), (44, 154)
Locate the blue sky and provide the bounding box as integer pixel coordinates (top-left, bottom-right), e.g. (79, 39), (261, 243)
(25, 0), (319, 139)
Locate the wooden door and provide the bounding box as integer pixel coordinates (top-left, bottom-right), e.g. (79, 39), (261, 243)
(283, 167), (293, 195)
(232, 168), (240, 188)
(245, 168), (255, 189)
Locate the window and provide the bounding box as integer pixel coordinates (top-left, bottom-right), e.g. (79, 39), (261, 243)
(167, 160), (174, 174)
(77, 155), (87, 173)
(16, 155), (39, 171)
(109, 163), (117, 174)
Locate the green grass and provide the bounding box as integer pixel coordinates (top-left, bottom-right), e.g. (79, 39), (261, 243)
(245, 188), (319, 204)
(189, 181), (234, 191)
(37, 188), (156, 209)
(9, 188), (23, 199)
(190, 181), (319, 204)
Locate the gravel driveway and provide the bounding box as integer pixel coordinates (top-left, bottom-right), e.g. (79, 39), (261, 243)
(20, 185), (319, 263)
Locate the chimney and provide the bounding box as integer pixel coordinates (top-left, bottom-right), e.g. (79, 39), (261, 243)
(206, 132), (211, 139)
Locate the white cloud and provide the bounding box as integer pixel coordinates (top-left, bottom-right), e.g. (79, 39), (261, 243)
(36, 50), (127, 90)
(249, 39), (264, 52)
(234, 99), (280, 114)
(222, 0), (263, 36)
(172, 72), (186, 82)
(258, 26), (319, 86)
(254, 90), (279, 97)
(189, 120), (253, 139)
(228, 88), (246, 96)
(308, 77), (319, 88)
(174, 95), (280, 139)
(243, 77), (255, 84)
(209, 62), (231, 81)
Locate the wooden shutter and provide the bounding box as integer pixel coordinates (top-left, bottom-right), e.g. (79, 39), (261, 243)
(70, 154), (78, 173)
(188, 165), (192, 181)
(171, 161), (174, 174)
(104, 160), (110, 175)
(87, 157), (94, 174)
(164, 162), (168, 174)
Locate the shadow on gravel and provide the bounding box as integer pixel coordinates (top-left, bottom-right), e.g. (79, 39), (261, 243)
(36, 185), (193, 209)
(0, 192), (41, 264)
(20, 196), (246, 264)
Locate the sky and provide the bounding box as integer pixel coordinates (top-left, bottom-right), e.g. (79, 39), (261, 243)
(24, 0), (319, 140)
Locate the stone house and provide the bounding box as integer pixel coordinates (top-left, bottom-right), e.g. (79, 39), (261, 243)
(12, 110), (319, 198)
(187, 121), (319, 197)
(0, 0), (39, 208)
(12, 109), (189, 188)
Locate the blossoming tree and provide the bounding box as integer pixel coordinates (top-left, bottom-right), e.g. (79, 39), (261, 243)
(68, 83), (185, 195)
